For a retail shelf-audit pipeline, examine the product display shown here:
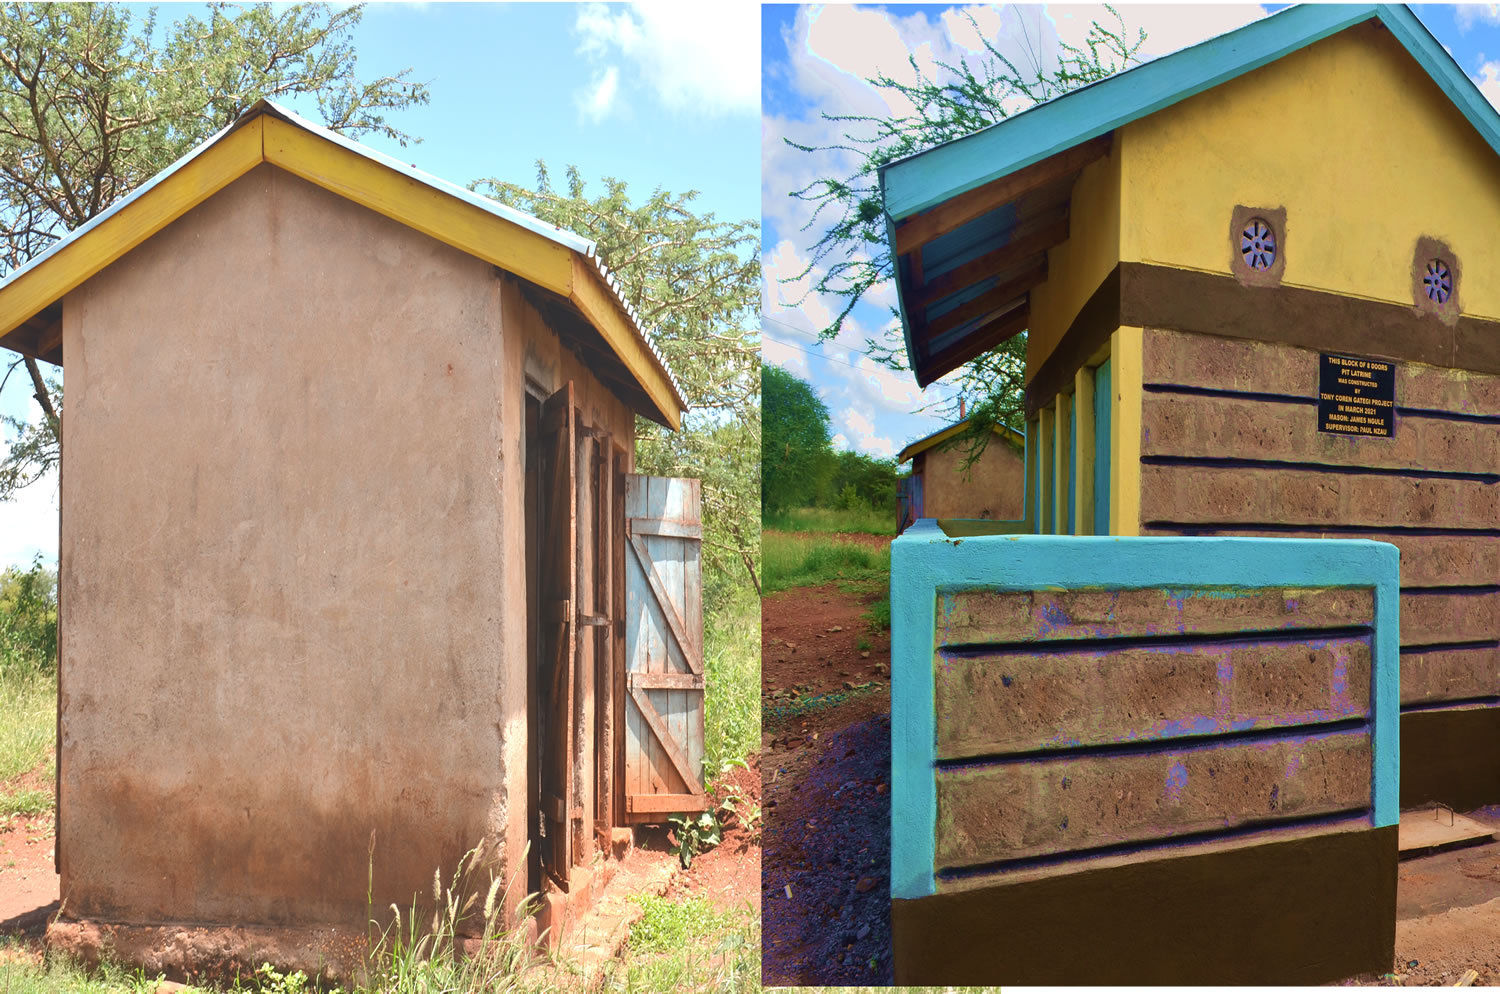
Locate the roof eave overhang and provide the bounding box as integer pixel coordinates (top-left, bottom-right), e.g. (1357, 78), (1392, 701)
(879, 3), (1500, 387)
(0, 101), (686, 430)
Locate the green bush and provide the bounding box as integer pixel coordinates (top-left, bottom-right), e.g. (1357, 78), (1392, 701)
(0, 556), (57, 676)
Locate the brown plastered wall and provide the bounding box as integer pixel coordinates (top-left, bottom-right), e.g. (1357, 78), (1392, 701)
(1138, 327), (1500, 714)
(496, 278), (635, 870)
(56, 162), (627, 932)
(929, 585), (1375, 882)
(918, 436), (1024, 521)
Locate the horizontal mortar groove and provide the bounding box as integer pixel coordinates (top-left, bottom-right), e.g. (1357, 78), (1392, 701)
(938, 623), (1374, 657)
(1143, 383), (1500, 425)
(1139, 454), (1500, 484)
(1145, 522), (1500, 537)
(1401, 585), (1500, 595)
(1400, 696), (1500, 714)
(1400, 639), (1500, 654)
(934, 716), (1371, 770)
(933, 809), (1371, 882)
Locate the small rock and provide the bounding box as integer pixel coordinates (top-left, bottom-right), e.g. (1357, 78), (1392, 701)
(856, 924), (870, 940)
(827, 625), (843, 632)
(860, 651), (870, 658)
(876, 783), (888, 794)
(855, 876), (878, 893)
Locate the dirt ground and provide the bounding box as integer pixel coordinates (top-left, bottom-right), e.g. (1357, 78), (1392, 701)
(760, 579), (1500, 987)
(663, 755), (761, 915)
(761, 581), (893, 987)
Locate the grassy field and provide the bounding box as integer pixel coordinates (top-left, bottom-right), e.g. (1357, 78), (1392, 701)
(761, 505), (895, 536)
(762, 530), (891, 596)
(0, 664), (54, 816)
(703, 589), (760, 773)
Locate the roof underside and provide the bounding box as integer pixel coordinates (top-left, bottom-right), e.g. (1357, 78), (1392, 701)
(0, 100), (686, 428)
(880, 3), (1498, 388)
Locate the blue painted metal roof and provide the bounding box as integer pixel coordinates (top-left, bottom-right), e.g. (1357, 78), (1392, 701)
(880, 4), (1490, 222)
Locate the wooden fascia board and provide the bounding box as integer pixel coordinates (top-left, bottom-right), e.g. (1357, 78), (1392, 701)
(567, 255), (683, 430)
(0, 117), (266, 341)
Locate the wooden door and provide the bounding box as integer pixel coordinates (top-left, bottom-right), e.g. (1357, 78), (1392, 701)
(623, 475), (708, 820)
(538, 382), (576, 886)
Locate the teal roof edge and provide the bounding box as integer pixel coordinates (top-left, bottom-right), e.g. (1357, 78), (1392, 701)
(878, 3), (1495, 224)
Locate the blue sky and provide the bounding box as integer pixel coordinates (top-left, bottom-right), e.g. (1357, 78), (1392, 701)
(761, 3), (1500, 462)
(0, 1), (760, 570)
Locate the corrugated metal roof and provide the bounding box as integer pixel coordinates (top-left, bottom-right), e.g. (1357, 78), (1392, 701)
(0, 99), (686, 411)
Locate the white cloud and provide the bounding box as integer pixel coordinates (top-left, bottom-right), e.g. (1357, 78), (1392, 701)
(576, 65), (621, 122)
(840, 408), (896, 458)
(1475, 60), (1500, 110)
(572, 2), (758, 120)
(1457, 5), (1500, 32)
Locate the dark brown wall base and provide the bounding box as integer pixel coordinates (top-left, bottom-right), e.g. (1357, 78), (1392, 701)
(892, 825), (1396, 986)
(1400, 705), (1500, 811)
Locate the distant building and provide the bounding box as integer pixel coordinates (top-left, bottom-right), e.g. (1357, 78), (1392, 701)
(896, 411), (1025, 532)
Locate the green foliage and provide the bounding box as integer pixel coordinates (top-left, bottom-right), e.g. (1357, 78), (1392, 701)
(762, 532), (890, 595)
(667, 810), (721, 870)
(0, 556), (57, 675)
(629, 895), (736, 952)
(617, 897), (758, 994)
(761, 505), (894, 536)
(0, 2), (431, 502)
(702, 591), (759, 770)
(812, 448), (899, 514)
(782, 7), (1146, 455)
(0, 667), (53, 812)
(473, 166), (760, 609)
(249, 964), (314, 994)
(761, 365), (830, 515)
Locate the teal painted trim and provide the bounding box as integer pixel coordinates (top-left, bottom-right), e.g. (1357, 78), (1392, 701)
(1068, 405), (1077, 534)
(1028, 419), (1042, 534)
(1093, 359), (1112, 536)
(888, 533), (1401, 899)
(1372, 562), (1401, 827)
(890, 519), (945, 899)
(881, 4), (1389, 221)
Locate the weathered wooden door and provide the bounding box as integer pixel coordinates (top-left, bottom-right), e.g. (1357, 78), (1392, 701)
(623, 475), (709, 820)
(538, 382), (576, 885)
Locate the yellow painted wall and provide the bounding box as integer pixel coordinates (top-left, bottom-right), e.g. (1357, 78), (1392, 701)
(1026, 146), (1122, 381)
(1120, 21), (1500, 319)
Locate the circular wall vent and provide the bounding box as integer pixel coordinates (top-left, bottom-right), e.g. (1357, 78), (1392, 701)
(1240, 218), (1277, 271)
(1423, 259), (1453, 304)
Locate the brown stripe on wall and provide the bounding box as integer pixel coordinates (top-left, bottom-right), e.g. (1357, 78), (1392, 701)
(1025, 262), (1500, 417)
(892, 823), (1397, 985)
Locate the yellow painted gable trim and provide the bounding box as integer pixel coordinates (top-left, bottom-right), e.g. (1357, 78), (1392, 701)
(567, 255), (680, 430)
(0, 110), (684, 427)
(0, 117), (265, 340)
(898, 419), (1024, 463)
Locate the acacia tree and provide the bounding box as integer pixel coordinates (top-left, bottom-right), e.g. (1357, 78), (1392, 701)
(0, 1), (430, 499)
(785, 7), (1145, 464)
(473, 165), (761, 607)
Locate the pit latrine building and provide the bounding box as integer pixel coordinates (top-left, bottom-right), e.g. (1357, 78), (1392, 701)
(0, 101), (709, 978)
(882, 3), (1500, 814)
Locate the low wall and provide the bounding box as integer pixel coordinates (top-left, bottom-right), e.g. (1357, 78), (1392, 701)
(890, 527), (1400, 985)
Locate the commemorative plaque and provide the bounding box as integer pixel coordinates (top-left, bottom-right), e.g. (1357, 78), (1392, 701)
(1318, 353), (1395, 437)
